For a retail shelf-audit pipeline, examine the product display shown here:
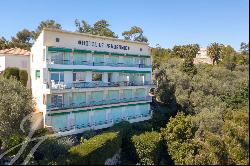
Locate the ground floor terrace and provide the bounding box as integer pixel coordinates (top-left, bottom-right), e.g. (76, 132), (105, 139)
(45, 102), (151, 133)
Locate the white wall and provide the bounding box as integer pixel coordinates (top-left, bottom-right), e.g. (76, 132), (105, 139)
(0, 56), (5, 72)
(31, 31), (47, 114)
(64, 71), (73, 84)
(4, 55), (31, 87)
(43, 30), (150, 56)
(0, 54), (31, 88)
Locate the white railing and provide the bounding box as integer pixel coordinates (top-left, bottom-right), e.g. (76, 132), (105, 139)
(52, 111), (152, 133)
(46, 59), (151, 68)
(48, 81), (155, 90)
(47, 96), (152, 111)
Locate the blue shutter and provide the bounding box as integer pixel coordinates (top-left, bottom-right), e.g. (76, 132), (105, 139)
(75, 112), (89, 128)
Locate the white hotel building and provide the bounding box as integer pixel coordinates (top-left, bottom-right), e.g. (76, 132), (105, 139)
(31, 28), (154, 133)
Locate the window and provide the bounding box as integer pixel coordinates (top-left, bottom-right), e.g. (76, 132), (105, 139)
(56, 38), (60, 42)
(73, 72), (85, 82)
(51, 94), (63, 107)
(92, 72), (102, 81)
(50, 72), (64, 84)
(108, 73), (112, 82)
(35, 70), (40, 79)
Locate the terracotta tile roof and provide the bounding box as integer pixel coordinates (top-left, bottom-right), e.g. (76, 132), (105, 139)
(0, 48), (30, 56)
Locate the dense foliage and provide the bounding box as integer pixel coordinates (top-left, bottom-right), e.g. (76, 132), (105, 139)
(0, 77), (33, 144)
(122, 26), (148, 42)
(67, 131), (122, 165)
(75, 19), (118, 38)
(153, 44), (249, 165)
(3, 67), (29, 87)
(19, 70), (28, 87)
(132, 132), (162, 165)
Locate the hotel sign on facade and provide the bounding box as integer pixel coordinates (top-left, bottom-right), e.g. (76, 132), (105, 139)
(78, 40), (131, 51)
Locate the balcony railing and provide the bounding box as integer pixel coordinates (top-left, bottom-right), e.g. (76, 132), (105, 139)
(46, 59), (151, 68)
(52, 111), (152, 132)
(47, 96), (152, 111)
(48, 81), (154, 90)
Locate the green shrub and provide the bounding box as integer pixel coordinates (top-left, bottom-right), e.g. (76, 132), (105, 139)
(67, 131), (122, 165)
(132, 121), (153, 132)
(32, 128), (51, 138)
(132, 131), (162, 165)
(34, 138), (69, 165)
(3, 67), (20, 80)
(80, 129), (97, 140)
(19, 70), (28, 87)
(0, 77), (33, 143)
(6, 134), (25, 156)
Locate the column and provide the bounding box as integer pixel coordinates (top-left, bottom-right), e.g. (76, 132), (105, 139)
(102, 72), (108, 83)
(112, 72), (119, 82)
(87, 53), (93, 64)
(119, 89), (123, 100)
(86, 71), (92, 82)
(103, 90), (108, 103)
(106, 109), (111, 122)
(86, 91), (92, 104)
(132, 89), (137, 99)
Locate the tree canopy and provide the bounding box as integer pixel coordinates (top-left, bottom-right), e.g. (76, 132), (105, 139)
(8, 29), (33, 50)
(0, 77), (34, 143)
(75, 19), (118, 38)
(122, 26), (148, 42)
(33, 20), (62, 39)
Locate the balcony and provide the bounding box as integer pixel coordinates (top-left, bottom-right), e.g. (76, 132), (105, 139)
(46, 59), (151, 68)
(51, 110), (152, 133)
(48, 81), (155, 90)
(47, 96), (152, 111)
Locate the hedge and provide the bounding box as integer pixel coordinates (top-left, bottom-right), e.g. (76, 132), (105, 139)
(132, 131), (162, 165)
(3, 67), (28, 87)
(19, 70), (28, 87)
(3, 67), (20, 80)
(66, 131), (122, 165)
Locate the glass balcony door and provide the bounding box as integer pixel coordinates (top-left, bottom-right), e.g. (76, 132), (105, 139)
(93, 55), (104, 65)
(50, 52), (71, 65)
(51, 72), (64, 84)
(74, 53), (87, 65)
(73, 72), (85, 82)
(51, 94), (63, 108)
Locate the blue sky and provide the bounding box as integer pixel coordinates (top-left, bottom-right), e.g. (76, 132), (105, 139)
(0, 0), (248, 50)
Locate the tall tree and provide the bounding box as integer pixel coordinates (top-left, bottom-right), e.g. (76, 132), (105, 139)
(8, 29), (33, 50)
(181, 56), (197, 76)
(220, 45), (236, 60)
(122, 26), (148, 42)
(240, 42), (249, 55)
(0, 37), (9, 50)
(207, 42), (223, 65)
(0, 77), (34, 143)
(33, 20), (62, 39)
(75, 19), (91, 33)
(75, 19), (118, 38)
(151, 47), (172, 69)
(172, 44), (200, 58)
(91, 19), (118, 38)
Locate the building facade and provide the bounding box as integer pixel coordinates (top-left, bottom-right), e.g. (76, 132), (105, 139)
(0, 48), (31, 88)
(31, 28), (154, 133)
(194, 48), (213, 64)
